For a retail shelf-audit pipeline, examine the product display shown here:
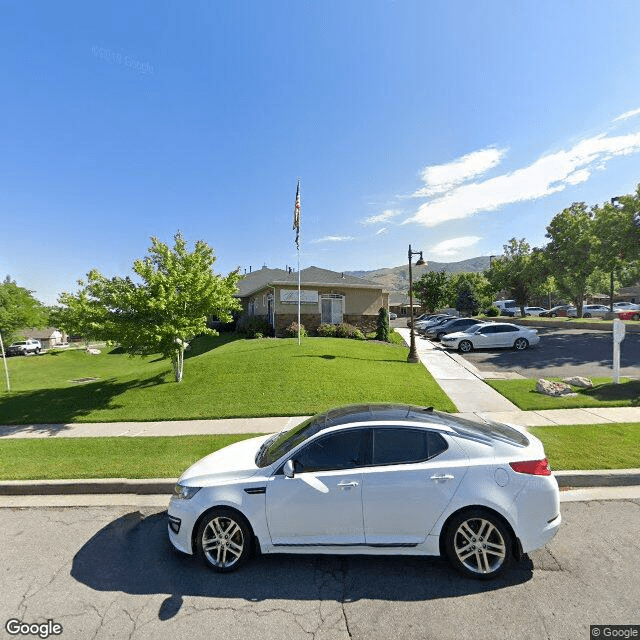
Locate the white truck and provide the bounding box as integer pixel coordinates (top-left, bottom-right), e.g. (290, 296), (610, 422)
(6, 338), (42, 356)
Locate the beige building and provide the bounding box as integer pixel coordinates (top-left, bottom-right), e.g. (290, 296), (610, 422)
(235, 266), (389, 337)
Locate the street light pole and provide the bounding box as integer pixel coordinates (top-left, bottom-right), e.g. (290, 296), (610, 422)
(407, 244), (426, 363)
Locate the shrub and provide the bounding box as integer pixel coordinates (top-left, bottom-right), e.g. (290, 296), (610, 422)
(376, 307), (390, 342)
(284, 322), (307, 338)
(485, 305), (501, 317)
(335, 323), (365, 340)
(316, 323), (337, 337)
(237, 316), (274, 339)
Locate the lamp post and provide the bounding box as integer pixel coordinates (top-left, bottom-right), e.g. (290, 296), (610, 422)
(407, 244), (426, 363)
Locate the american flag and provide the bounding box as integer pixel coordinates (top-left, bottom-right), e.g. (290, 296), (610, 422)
(293, 179), (300, 249)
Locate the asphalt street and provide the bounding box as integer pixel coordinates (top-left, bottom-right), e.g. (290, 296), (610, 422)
(2, 499), (638, 640)
(428, 328), (640, 379)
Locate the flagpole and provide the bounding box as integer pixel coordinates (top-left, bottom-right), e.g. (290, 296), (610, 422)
(297, 237), (301, 346)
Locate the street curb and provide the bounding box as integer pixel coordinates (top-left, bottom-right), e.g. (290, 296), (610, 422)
(1, 471), (640, 495)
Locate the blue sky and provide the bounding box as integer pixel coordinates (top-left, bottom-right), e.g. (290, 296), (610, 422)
(3, 1), (640, 305)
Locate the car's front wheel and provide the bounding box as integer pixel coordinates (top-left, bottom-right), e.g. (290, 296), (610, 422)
(444, 509), (512, 579)
(513, 337), (529, 350)
(458, 340), (473, 353)
(583, 313), (591, 318)
(195, 508), (252, 573)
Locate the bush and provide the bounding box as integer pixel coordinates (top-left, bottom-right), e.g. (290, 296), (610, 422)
(485, 305), (500, 317)
(316, 323), (337, 337)
(335, 323), (365, 340)
(237, 316), (274, 339)
(376, 307), (390, 342)
(283, 322), (308, 338)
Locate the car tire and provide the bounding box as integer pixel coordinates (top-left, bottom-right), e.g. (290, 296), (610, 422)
(444, 508), (512, 580)
(195, 508), (252, 573)
(550, 313), (557, 317)
(513, 337), (529, 350)
(458, 340), (473, 353)
(35, 348), (41, 354)
(583, 313), (591, 318)
(436, 332), (444, 341)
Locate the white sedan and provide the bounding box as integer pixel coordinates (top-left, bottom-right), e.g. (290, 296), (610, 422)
(440, 322), (540, 353)
(168, 404), (560, 579)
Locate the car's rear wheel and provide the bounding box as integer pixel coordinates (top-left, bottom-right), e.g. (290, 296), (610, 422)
(458, 340), (473, 353)
(513, 337), (529, 350)
(35, 347), (41, 354)
(196, 508), (252, 573)
(444, 509), (512, 579)
(583, 313), (591, 318)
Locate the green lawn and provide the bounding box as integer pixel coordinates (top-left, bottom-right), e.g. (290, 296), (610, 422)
(531, 423), (640, 470)
(1, 423), (637, 480)
(0, 333), (455, 424)
(0, 434), (263, 480)
(486, 377), (640, 410)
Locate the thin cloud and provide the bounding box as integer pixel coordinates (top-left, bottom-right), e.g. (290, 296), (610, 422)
(375, 227), (388, 235)
(431, 236), (482, 258)
(410, 147), (507, 198)
(361, 209), (402, 225)
(614, 108), (640, 122)
(404, 129), (640, 228)
(310, 235), (355, 244)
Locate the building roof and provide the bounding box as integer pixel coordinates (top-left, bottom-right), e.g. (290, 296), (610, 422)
(19, 327), (63, 340)
(236, 266), (385, 298)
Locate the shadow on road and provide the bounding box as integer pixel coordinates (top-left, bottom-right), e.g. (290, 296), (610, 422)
(71, 511), (534, 620)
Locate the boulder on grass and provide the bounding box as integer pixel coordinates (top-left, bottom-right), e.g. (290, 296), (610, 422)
(536, 378), (577, 397)
(562, 376), (593, 389)
(86, 348), (101, 355)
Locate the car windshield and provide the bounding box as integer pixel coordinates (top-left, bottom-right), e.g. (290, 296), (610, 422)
(462, 324), (484, 334)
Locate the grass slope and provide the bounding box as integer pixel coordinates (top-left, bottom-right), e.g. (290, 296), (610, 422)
(0, 335), (455, 424)
(486, 378), (640, 410)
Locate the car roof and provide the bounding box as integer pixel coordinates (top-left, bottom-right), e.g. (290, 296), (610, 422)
(302, 403), (529, 447)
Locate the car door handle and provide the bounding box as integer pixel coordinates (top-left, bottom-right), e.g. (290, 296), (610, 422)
(337, 481), (359, 488)
(430, 474), (455, 481)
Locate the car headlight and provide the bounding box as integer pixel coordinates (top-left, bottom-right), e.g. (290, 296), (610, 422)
(173, 484), (201, 500)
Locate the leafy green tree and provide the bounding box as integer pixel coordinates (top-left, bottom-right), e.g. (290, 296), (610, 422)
(447, 272), (494, 311)
(412, 270), (449, 312)
(57, 233), (241, 382)
(544, 203), (599, 317)
(486, 239), (547, 316)
(0, 278), (46, 345)
(376, 307), (390, 342)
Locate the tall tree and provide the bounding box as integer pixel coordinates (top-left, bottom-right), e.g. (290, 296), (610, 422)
(544, 203), (599, 317)
(0, 279), (46, 345)
(447, 272), (495, 311)
(486, 239), (547, 316)
(412, 270), (449, 312)
(57, 233), (241, 382)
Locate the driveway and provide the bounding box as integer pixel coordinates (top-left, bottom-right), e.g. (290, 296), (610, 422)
(433, 328), (640, 379)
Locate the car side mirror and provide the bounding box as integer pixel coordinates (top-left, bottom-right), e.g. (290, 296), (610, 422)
(283, 459), (295, 478)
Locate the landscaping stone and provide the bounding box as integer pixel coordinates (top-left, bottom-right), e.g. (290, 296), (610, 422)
(86, 348), (101, 355)
(536, 378), (577, 397)
(562, 376), (594, 388)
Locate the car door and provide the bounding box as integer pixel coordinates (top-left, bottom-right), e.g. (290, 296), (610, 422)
(266, 429), (368, 546)
(361, 428), (467, 545)
(473, 325), (498, 348)
(495, 325), (519, 347)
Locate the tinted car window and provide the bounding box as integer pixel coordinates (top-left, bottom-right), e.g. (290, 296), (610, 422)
(295, 429), (368, 473)
(496, 325), (518, 332)
(478, 326), (497, 334)
(372, 428), (448, 465)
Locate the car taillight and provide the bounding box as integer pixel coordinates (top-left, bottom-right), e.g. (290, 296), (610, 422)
(509, 458), (551, 476)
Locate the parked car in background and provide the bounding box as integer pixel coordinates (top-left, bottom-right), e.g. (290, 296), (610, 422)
(613, 302), (640, 310)
(407, 313), (433, 328)
(539, 305), (573, 317)
(5, 339), (42, 356)
(416, 315), (457, 332)
(440, 322), (540, 353)
(168, 403), (561, 579)
(523, 307), (547, 317)
(615, 309), (640, 321)
(414, 314), (453, 331)
(424, 317), (481, 341)
(492, 300), (517, 314)
(389, 312), (398, 320)
(568, 304), (609, 318)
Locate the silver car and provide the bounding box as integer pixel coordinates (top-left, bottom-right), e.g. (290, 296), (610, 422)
(440, 322), (540, 353)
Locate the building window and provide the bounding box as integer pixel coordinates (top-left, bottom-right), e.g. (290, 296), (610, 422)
(320, 294), (344, 324)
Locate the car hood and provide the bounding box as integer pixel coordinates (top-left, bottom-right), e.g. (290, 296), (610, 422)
(177, 434), (271, 486)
